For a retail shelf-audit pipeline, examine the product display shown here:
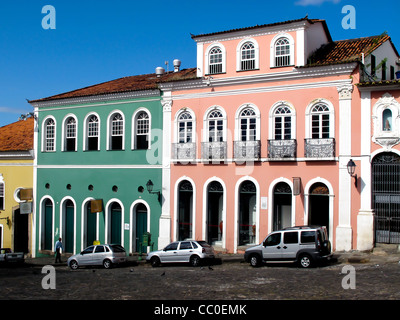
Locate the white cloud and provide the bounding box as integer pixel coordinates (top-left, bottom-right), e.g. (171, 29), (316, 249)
(295, 0), (341, 6)
(0, 106), (29, 114)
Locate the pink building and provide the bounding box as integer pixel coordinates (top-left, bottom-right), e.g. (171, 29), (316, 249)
(158, 17), (400, 253)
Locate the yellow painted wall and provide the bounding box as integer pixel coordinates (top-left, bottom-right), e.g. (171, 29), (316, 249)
(0, 159), (33, 250)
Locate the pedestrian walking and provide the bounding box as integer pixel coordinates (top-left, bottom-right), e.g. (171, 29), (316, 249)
(55, 238), (63, 263)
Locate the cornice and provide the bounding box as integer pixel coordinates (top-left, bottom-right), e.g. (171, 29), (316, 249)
(0, 150), (34, 160)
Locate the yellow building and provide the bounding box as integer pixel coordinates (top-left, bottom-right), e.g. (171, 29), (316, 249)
(0, 117), (34, 255)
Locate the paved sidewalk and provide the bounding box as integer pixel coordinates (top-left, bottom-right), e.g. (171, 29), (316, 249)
(24, 244), (400, 267)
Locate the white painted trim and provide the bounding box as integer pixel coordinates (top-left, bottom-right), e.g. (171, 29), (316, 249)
(270, 32), (295, 68)
(132, 107), (152, 150)
(61, 113), (78, 152)
(129, 200), (151, 253)
(104, 199), (125, 246)
(269, 100), (297, 140)
(83, 112), (101, 151)
(59, 196), (77, 254)
(304, 98), (335, 139)
(205, 42), (227, 74)
(106, 110), (125, 151)
(81, 197), (97, 252)
(236, 38), (260, 71)
(234, 103), (261, 142)
(38, 196), (55, 252)
(173, 108), (197, 144)
(202, 105), (227, 142)
(41, 116), (57, 153)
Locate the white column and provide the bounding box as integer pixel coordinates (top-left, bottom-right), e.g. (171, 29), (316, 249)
(196, 42), (204, 78)
(357, 90), (374, 251)
(158, 96), (172, 250)
(336, 84), (353, 251)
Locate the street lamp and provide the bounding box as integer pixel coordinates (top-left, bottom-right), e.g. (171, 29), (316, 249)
(346, 159), (358, 188)
(146, 180), (161, 198)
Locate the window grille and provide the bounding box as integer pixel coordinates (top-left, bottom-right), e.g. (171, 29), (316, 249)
(274, 106), (292, 140)
(45, 119), (55, 151)
(87, 115), (99, 151)
(208, 110), (224, 142)
(240, 108), (256, 141)
(178, 112), (193, 143)
(275, 38), (290, 67)
(241, 42), (255, 70)
(209, 47), (223, 74)
(311, 104), (330, 139)
(136, 111), (149, 149)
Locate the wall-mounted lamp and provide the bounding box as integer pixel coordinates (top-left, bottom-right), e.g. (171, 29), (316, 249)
(0, 216), (11, 228)
(146, 180), (161, 201)
(347, 159), (358, 188)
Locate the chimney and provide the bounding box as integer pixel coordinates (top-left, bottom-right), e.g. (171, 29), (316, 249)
(173, 59), (181, 72)
(155, 67), (165, 77)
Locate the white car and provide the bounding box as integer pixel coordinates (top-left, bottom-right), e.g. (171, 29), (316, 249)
(146, 240), (215, 267)
(67, 244), (127, 270)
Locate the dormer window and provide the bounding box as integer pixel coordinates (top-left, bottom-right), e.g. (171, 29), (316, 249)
(275, 37), (291, 67)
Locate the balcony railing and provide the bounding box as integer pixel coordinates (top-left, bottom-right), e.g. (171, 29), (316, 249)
(268, 139), (296, 159)
(172, 143), (196, 162)
(201, 141), (227, 162)
(234, 140), (261, 160)
(304, 138), (335, 159)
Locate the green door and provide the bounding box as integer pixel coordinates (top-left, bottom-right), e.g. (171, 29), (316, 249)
(44, 200), (53, 250)
(86, 203), (97, 247)
(110, 203), (122, 245)
(65, 201), (74, 253)
(136, 204), (147, 252)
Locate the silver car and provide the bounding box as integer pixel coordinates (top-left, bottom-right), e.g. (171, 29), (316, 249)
(67, 244), (127, 270)
(146, 240), (215, 267)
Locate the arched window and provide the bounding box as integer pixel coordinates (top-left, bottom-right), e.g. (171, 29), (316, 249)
(64, 117), (77, 151)
(208, 110), (224, 142)
(0, 176), (4, 211)
(109, 113), (124, 150)
(239, 108), (257, 142)
(273, 105), (292, 140)
(275, 37), (291, 67)
(178, 112), (193, 143)
(240, 42), (255, 71)
(135, 111), (150, 149)
(383, 109), (393, 131)
(44, 118), (56, 152)
(209, 47), (223, 74)
(311, 104), (330, 139)
(86, 114), (99, 151)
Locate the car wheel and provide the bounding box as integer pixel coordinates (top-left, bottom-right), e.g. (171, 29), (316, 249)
(103, 259), (112, 269)
(249, 254), (261, 267)
(69, 260), (79, 270)
(190, 255), (201, 267)
(150, 256), (161, 268)
(298, 254), (313, 268)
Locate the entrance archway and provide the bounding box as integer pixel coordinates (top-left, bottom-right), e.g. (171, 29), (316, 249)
(206, 181), (224, 246)
(308, 183), (330, 235)
(109, 202), (122, 245)
(372, 152), (400, 244)
(42, 198), (53, 251)
(134, 203), (148, 253)
(62, 199), (75, 253)
(273, 182), (292, 231)
(238, 181), (257, 246)
(178, 180), (193, 241)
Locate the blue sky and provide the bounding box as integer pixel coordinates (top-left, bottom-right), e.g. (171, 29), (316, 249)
(0, 0), (399, 127)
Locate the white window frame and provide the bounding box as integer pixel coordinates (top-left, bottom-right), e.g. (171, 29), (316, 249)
(269, 101), (296, 140)
(107, 111), (125, 151)
(132, 108), (151, 150)
(0, 174), (5, 211)
(83, 113), (100, 151)
(203, 106), (227, 143)
(175, 108), (196, 144)
(305, 99), (335, 139)
(62, 114), (78, 152)
(42, 116), (57, 152)
(205, 43), (226, 75)
(235, 104), (260, 142)
(236, 38), (259, 71)
(270, 33), (295, 68)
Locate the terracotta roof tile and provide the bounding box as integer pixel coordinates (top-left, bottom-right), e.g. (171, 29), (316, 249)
(29, 68), (198, 103)
(305, 34), (394, 67)
(0, 117), (34, 152)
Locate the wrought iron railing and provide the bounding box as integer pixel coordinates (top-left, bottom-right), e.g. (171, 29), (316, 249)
(201, 142), (227, 161)
(267, 139), (296, 159)
(172, 143), (196, 162)
(304, 138), (335, 158)
(234, 140), (261, 160)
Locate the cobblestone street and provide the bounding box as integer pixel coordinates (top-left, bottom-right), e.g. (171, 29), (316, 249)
(1, 254), (400, 301)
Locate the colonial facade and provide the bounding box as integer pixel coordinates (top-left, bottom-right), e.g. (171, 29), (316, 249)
(160, 17), (400, 253)
(0, 117), (34, 254)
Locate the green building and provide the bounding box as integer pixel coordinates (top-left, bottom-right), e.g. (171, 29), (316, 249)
(29, 67), (196, 257)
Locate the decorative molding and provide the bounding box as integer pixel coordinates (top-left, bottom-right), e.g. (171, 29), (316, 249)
(162, 100), (172, 112)
(337, 84), (354, 100)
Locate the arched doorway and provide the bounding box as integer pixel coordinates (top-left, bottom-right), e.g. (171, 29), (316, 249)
(109, 202), (122, 245)
(238, 181), (257, 246)
(42, 199), (53, 251)
(308, 183), (330, 235)
(84, 200), (97, 248)
(62, 199), (75, 253)
(134, 203), (148, 253)
(273, 182), (292, 231)
(178, 180), (193, 241)
(207, 181), (224, 246)
(372, 152), (400, 244)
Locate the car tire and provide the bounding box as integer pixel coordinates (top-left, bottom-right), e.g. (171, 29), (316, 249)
(69, 260), (79, 270)
(249, 254), (261, 267)
(298, 254), (313, 268)
(103, 259), (112, 269)
(190, 255), (201, 267)
(150, 256), (161, 268)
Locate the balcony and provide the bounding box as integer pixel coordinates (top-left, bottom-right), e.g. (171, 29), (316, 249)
(304, 138), (335, 159)
(201, 142), (227, 162)
(172, 143), (196, 163)
(268, 139), (296, 160)
(234, 140), (261, 161)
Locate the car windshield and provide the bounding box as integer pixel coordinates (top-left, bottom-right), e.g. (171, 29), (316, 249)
(196, 241), (211, 248)
(110, 245), (125, 253)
